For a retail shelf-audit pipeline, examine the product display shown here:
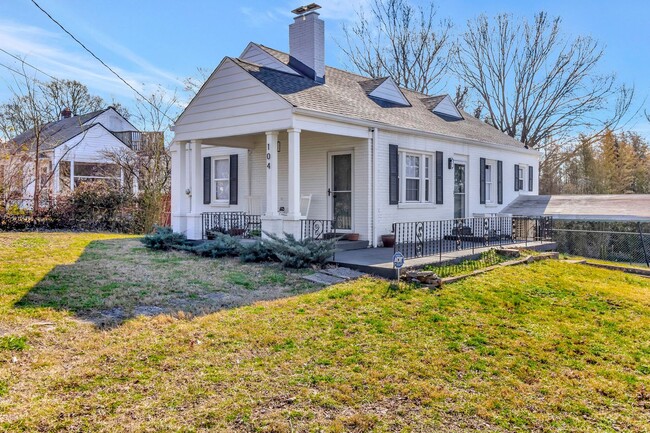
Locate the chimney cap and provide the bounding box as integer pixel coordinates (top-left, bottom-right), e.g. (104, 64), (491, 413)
(291, 3), (321, 15)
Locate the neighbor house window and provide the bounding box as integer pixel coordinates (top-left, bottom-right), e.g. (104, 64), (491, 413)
(72, 162), (121, 188)
(401, 151), (433, 204)
(213, 157), (230, 202)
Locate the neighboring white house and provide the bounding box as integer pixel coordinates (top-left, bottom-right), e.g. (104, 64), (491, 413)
(171, 8), (539, 245)
(6, 107), (142, 205)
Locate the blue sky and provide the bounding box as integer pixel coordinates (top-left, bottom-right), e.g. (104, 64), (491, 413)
(1, 0), (648, 136)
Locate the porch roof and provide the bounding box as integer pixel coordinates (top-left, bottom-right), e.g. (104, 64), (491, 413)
(230, 44), (527, 150)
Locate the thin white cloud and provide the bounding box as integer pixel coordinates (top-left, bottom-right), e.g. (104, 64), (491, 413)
(0, 19), (181, 107)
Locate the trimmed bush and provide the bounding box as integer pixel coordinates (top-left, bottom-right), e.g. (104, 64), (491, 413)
(141, 226), (187, 250)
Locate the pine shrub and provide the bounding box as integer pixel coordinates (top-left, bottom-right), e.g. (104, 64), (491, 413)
(263, 232), (336, 268)
(187, 233), (239, 258)
(141, 226), (187, 250)
(239, 240), (275, 263)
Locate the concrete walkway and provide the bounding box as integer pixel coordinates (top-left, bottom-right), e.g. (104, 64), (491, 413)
(331, 241), (557, 278)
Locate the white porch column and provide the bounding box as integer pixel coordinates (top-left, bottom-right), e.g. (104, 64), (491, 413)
(189, 139), (203, 214)
(186, 139), (203, 239)
(172, 141), (188, 234)
(265, 131), (279, 216)
(177, 142), (187, 215)
(286, 128), (301, 219)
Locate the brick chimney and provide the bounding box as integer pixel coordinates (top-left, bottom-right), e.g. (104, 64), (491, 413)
(60, 108), (72, 119)
(289, 6), (325, 83)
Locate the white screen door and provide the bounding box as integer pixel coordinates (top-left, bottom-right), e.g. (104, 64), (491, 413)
(329, 153), (352, 231)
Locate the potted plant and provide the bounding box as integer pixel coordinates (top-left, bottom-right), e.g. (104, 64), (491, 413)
(381, 234), (395, 248)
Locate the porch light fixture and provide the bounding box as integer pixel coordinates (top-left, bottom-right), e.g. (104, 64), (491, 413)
(277, 140), (281, 153)
(448, 157), (454, 169)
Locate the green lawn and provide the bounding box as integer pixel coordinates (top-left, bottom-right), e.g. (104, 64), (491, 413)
(1, 232), (649, 432)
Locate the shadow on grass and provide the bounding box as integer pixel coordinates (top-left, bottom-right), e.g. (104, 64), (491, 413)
(14, 238), (318, 328)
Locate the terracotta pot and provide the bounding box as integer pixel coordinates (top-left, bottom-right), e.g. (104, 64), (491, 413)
(381, 234), (395, 248)
(345, 233), (360, 241)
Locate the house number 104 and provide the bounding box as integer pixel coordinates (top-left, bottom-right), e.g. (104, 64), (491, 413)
(266, 142), (271, 169)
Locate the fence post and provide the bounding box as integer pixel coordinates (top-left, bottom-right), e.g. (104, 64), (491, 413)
(439, 220), (443, 264)
(639, 222), (650, 267)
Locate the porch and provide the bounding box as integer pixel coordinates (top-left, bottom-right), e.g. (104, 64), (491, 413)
(332, 215), (556, 278)
(171, 128), (371, 241)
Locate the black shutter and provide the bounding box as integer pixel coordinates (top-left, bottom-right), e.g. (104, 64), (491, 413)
(203, 157), (211, 204)
(497, 160), (503, 204)
(528, 165), (533, 191)
(389, 144), (399, 205)
(229, 154), (238, 205)
(514, 164), (520, 191)
(435, 151), (443, 204)
(479, 158), (485, 204)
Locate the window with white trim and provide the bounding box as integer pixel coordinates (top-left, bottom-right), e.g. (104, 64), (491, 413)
(485, 163), (493, 203)
(517, 165), (525, 191)
(400, 151), (433, 203)
(213, 157), (230, 202)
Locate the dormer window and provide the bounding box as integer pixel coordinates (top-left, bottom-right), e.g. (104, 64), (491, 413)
(422, 94), (463, 120)
(361, 77), (410, 106)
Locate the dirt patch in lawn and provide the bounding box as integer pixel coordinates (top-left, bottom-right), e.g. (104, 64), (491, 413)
(15, 238), (318, 327)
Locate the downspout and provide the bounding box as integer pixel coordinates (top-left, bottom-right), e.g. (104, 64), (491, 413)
(371, 127), (379, 247)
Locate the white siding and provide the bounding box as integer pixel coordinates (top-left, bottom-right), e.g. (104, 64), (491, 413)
(369, 78), (409, 106)
(432, 95), (462, 119)
(240, 43), (299, 75)
(173, 58), (292, 141)
(53, 124), (129, 163)
(375, 130), (539, 242)
(86, 108), (136, 131)
(246, 131), (371, 240)
(192, 145), (251, 215)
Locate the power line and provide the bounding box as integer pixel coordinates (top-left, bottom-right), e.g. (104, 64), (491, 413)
(0, 47), (59, 81)
(30, 0), (175, 124)
(0, 61), (28, 78)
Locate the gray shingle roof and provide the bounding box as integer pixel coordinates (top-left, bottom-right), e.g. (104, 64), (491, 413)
(11, 109), (106, 150)
(232, 45), (526, 149)
(502, 195), (650, 221)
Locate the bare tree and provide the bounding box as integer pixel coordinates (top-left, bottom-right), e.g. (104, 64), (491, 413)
(103, 85), (179, 231)
(183, 67), (212, 97)
(454, 12), (633, 149)
(0, 79), (129, 139)
(339, 0), (452, 95)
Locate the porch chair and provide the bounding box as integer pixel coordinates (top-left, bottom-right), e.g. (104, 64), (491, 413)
(300, 194), (312, 218)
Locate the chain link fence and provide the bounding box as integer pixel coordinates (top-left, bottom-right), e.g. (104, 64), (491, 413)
(552, 220), (650, 267)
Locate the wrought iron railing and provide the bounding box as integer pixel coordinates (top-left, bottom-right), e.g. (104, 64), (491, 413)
(201, 212), (261, 239)
(301, 219), (337, 240)
(393, 215), (552, 259)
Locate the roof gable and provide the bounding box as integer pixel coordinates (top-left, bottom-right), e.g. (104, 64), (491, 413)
(240, 43), (300, 76)
(361, 77), (410, 106)
(83, 106), (138, 132)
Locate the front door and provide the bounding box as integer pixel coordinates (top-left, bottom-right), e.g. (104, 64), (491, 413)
(329, 152), (353, 231)
(454, 163), (466, 219)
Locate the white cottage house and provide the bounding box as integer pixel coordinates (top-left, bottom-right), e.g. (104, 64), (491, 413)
(171, 8), (539, 246)
(7, 107), (143, 206)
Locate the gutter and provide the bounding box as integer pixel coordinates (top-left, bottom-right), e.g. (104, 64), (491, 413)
(292, 107), (541, 157)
